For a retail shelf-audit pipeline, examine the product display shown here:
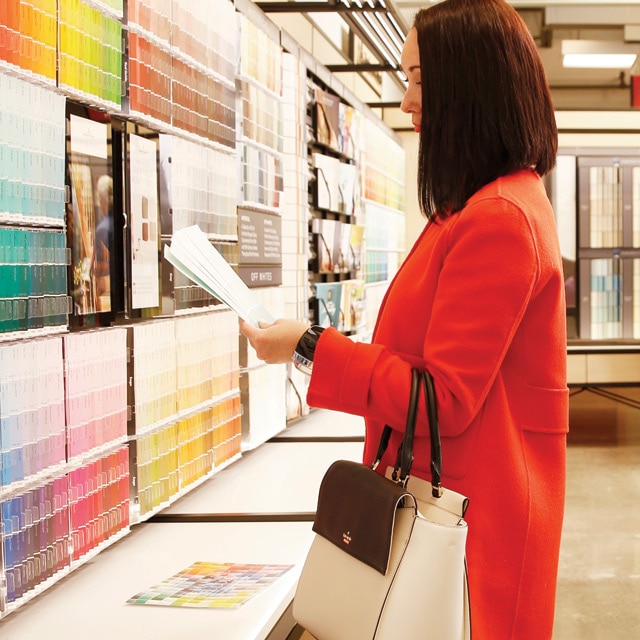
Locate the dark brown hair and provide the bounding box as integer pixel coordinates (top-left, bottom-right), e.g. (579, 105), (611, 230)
(413, 0), (557, 219)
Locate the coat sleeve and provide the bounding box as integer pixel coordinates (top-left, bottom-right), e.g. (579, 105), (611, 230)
(307, 199), (540, 439)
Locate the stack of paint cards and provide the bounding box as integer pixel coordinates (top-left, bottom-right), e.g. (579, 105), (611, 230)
(63, 328), (128, 464)
(1, 476), (70, 605)
(68, 447), (129, 562)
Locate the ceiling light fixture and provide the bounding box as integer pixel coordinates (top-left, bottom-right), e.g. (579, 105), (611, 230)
(352, 12), (398, 68)
(363, 11), (401, 64)
(561, 40), (639, 69)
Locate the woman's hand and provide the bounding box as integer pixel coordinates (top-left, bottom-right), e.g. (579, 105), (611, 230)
(240, 318), (309, 364)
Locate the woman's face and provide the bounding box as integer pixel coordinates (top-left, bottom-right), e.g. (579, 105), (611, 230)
(400, 27), (422, 133)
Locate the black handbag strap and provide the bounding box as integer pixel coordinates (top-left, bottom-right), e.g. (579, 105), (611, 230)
(371, 368), (443, 498)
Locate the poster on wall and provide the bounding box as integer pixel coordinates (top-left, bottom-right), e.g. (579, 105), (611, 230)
(68, 114), (112, 315)
(129, 133), (160, 309)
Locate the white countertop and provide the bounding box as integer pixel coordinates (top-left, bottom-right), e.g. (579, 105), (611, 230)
(0, 521), (315, 640)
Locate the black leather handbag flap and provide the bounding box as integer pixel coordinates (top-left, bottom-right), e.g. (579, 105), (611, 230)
(312, 459), (415, 575)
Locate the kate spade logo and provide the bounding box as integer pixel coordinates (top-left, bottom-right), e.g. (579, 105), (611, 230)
(342, 531), (352, 545)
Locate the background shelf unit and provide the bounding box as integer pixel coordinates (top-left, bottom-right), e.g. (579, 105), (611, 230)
(575, 154), (640, 341)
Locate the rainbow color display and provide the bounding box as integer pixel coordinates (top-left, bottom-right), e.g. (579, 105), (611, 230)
(58, 0), (122, 106)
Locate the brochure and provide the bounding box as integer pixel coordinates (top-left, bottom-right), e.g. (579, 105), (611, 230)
(164, 225), (274, 327)
(127, 561), (293, 609)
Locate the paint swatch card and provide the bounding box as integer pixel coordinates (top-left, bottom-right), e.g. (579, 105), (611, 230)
(164, 225), (274, 327)
(127, 562), (293, 608)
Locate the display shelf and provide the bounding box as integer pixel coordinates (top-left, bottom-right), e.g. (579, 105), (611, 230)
(0, 0), (411, 620)
(0, 520), (314, 640)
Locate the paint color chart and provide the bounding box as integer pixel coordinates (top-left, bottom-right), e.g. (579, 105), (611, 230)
(240, 145), (284, 211)
(158, 135), (237, 239)
(2, 475), (70, 605)
(127, 562), (293, 609)
(132, 395), (241, 520)
(0, 0), (57, 81)
(0, 227), (69, 334)
(363, 201), (405, 284)
(129, 310), (241, 520)
(175, 311), (240, 415)
(588, 165), (623, 248)
(0, 72), (67, 225)
(134, 422), (179, 518)
(68, 447), (129, 562)
(127, 0), (236, 145)
(178, 395), (242, 490)
(0, 337), (66, 488)
(363, 119), (405, 211)
(63, 329), (128, 463)
(127, 30), (172, 125)
(130, 319), (178, 435)
(238, 14), (282, 97)
(237, 15), (284, 214)
(170, 0), (236, 145)
(588, 258), (623, 339)
(58, 0), (123, 106)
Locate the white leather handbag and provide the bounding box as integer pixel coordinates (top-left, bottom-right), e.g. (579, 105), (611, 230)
(293, 369), (471, 640)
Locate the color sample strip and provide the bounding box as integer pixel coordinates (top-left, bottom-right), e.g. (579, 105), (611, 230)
(175, 310), (241, 415)
(131, 319), (178, 435)
(0, 0), (57, 81)
(239, 79), (283, 153)
(0, 227), (69, 334)
(170, 0), (236, 145)
(211, 394), (242, 468)
(127, 30), (172, 125)
(170, 56), (235, 145)
(0, 71), (66, 225)
(135, 422), (179, 517)
(0, 337), (66, 488)
(1, 475), (70, 604)
(159, 135), (237, 238)
(175, 314), (214, 413)
(128, 0), (236, 145)
(589, 165), (623, 249)
(211, 310), (240, 397)
(239, 14), (282, 96)
(58, 0), (122, 106)
(363, 119), (405, 211)
(240, 144), (284, 210)
(171, 0), (235, 81)
(590, 258), (622, 339)
(63, 328), (128, 461)
(178, 393), (242, 490)
(177, 409), (213, 491)
(127, 561), (293, 608)
(68, 447), (129, 562)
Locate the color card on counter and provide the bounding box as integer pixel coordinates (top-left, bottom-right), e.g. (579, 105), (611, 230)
(127, 562), (293, 608)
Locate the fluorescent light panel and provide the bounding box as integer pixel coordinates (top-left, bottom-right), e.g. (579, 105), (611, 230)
(563, 53), (637, 68)
(561, 39), (639, 69)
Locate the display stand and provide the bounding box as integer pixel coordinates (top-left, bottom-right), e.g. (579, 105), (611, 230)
(0, 410), (364, 639)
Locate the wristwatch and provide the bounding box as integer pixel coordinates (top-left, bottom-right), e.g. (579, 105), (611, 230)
(292, 325), (325, 375)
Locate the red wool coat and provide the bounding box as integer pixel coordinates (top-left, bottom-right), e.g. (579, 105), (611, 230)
(307, 169), (569, 639)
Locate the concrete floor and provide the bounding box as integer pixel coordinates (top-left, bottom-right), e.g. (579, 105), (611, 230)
(289, 386), (640, 639)
(554, 386), (640, 638)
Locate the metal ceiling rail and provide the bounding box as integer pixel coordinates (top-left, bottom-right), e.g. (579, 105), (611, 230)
(257, 0), (409, 88)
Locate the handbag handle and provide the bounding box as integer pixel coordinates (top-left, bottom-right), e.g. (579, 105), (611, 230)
(371, 368), (443, 498)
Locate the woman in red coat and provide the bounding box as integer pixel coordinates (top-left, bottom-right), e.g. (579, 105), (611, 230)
(241, 0), (568, 637)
